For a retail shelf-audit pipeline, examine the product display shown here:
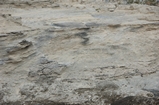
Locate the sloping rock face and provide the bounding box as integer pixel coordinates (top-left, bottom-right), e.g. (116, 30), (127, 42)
(0, 1), (159, 105)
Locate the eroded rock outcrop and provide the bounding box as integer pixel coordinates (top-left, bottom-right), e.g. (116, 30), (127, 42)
(0, 1), (159, 105)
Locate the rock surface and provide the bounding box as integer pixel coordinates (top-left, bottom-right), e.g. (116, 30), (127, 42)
(0, 0), (159, 105)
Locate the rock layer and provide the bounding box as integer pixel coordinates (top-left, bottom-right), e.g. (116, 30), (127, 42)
(0, 1), (159, 105)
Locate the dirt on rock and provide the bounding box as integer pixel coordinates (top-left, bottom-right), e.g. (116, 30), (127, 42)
(0, 0), (159, 105)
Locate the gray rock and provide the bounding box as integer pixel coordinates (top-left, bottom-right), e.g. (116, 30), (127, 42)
(96, 81), (119, 91)
(0, 1), (159, 105)
(111, 96), (159, 105)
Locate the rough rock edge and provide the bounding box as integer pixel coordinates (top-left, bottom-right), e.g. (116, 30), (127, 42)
(0, 96), (159, 105)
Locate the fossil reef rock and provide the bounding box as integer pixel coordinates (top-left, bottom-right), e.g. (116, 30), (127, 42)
(0, 0), (159, 105)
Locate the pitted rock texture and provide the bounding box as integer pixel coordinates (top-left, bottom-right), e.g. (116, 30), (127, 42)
(0, 1), (159, 105)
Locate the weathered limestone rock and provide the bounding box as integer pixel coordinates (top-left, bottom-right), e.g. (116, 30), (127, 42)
(0, 1), (159, 105)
